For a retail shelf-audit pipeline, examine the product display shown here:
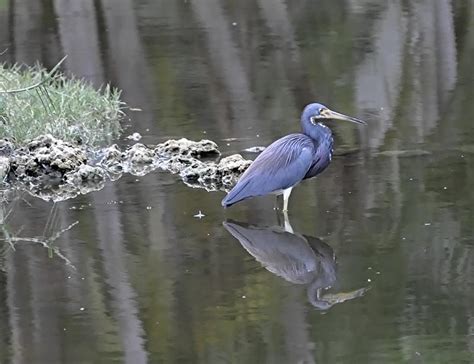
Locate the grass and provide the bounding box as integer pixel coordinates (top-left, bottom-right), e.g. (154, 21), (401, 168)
(0, 58), (124, 146)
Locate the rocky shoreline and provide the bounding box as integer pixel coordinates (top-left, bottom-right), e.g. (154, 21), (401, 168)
(0, 135), (253, 201)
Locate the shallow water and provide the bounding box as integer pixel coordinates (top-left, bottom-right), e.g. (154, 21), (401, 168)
(1, 0), (474, 363)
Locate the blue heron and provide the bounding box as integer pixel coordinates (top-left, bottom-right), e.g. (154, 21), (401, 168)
(222, 103), (366, 211)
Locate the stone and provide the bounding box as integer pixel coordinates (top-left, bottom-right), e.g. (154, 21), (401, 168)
(65, 165), (106, 185)
(217, 154), (252, 187)
(125, 143), (156, 164)
(99, 144), (124, 170)
(0, 139), (15, 157)
(155, 138), (220, 159)
(0, 156), (9, 182)
(9, 134), (87, 179)
(1, 133), (252, 199)
(179, 153), (251, 191)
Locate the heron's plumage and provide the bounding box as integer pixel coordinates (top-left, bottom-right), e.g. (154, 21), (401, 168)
(222, 134), (319, 207)
(221, 102), (364, 209)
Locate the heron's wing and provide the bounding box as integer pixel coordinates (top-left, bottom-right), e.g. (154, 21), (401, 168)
(222, 134), (316, 206)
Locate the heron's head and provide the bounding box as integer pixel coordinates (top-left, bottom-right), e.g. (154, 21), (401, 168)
(302, 103), (366, 126)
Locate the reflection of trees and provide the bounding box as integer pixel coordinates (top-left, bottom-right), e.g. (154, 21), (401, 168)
(0, 0), (473, 362)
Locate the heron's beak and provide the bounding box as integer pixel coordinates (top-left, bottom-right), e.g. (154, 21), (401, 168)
(320, 108), (367, 125)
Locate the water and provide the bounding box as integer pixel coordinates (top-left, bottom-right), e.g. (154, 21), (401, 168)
(1, 0), (474, 363)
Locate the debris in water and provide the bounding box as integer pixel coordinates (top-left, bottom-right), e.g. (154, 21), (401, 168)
(126, 132), (142, 141)
(243, 146), (266, 153)
(194, 210), (205, 219)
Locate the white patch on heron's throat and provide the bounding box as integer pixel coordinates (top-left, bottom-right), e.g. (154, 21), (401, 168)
(317, 122), (329, 129)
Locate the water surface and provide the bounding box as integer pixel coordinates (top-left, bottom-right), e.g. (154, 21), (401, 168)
(1, 0), (474, 363)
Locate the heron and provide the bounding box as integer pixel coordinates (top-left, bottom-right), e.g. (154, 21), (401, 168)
(222, 103), (366, 211)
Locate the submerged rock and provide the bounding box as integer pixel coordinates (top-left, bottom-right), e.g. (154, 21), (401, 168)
(155, 138), (220, 159)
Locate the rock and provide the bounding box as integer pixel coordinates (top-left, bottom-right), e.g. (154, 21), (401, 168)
(65, 165), (106, 185)
(125, 143), (156, 164)
(180, 160), (217, 182)
(159, 155), (196, 174)
(9, 134), (87, 179)
(218, 154), (252, 187)
(0, 156), (9, 182)
(0, 139), (15, 157)
(180, 153), (251, 191)
(99, 144), (124, 170)
(2, 133), (250, 199)
(123, 143), (157, 176)
(155, 138), (220, 159)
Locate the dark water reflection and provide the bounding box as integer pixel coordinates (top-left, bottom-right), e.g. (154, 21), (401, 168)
(224, 219), (369, 310)
(1, 0), (474, 363)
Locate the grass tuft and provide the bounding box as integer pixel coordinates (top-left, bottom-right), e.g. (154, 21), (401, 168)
(0, 61), (124, 146)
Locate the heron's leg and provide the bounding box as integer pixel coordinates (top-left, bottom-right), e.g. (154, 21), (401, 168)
(283, 211), (294, 233)
(282, 187), (293, 212)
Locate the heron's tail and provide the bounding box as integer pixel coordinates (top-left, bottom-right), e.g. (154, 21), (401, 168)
(221, 180), (251, 207)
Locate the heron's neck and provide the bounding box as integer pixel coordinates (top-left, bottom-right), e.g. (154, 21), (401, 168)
(302, 121), (333, 144)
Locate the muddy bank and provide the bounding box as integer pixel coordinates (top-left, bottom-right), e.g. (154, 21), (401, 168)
(0, 135), (252, 201)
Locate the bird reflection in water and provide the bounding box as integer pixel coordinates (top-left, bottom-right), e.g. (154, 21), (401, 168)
(223, 218), (369, 310)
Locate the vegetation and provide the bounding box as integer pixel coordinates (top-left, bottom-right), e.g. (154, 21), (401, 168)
(0, 58), (124, 146)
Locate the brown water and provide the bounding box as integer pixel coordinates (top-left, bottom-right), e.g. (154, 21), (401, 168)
(1, 1), (474, 363)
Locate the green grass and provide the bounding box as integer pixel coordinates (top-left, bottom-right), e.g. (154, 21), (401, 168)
(0, 60), (124, 146)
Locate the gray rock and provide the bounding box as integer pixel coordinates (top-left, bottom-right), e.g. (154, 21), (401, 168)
(99, 144), (124, 170)
(0, 139), (15, 156)
(0, 156), (9, 182)
(2, 133), (251, 199)
(155, 138), (220, 159)
(65, 165), (106, 185)
(180, 153), (251, 191)
(218, 154), (252, 187)
(125, 143), (156, 164)
(123, 143), (158, 176)
(10, 134), (87, 179)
